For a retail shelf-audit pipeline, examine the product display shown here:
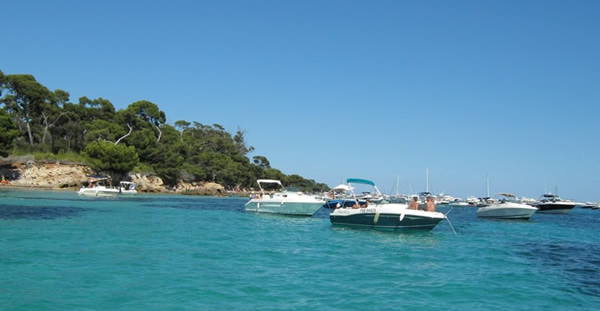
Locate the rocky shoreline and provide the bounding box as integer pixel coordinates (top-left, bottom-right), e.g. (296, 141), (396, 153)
(0, 159), (236, 197)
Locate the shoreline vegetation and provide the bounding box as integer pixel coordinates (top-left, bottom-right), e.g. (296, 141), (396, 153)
(0, 70), (329, 194)
(0, 158), (253, 197)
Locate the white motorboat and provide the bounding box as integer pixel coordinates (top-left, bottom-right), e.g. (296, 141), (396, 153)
(78, 177), (137, 197)
(535, 193), (576, 214)
(465, 196), (480, 206)
(119, 181), (137, 194)
(245, 179), (325, 216)
(476, 193), (538, 220)
(78, 176), (119, 197)
(329, 178), (446, 230)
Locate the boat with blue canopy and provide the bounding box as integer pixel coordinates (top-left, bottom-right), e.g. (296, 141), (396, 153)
(329, 178), (446, 230)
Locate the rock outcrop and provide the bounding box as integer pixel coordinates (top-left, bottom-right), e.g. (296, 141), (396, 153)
(0, 158), (229, 196)
(129, 173), (166, 193)
(2, 161), (92, 188)
(175, 181), (225, 196)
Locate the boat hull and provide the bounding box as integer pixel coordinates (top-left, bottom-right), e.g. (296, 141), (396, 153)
(119, 189), (138, 195)
(245, 201), (324, 216)
(476, 203), (537, 220)
(535, 203), (576, 214)
(329, 205), (445, 230)
(78, 188), (119, 197)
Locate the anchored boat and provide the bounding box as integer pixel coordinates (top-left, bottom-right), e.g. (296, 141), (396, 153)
(476, 193), (538, 219)
(535, 193), (576, 214)
(329, 178), (446, 230)
(245, 179), (325, 216)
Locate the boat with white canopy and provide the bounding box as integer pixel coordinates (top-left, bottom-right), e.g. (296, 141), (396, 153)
(476, 193), (538, 219)
(245, 179), (325, 216)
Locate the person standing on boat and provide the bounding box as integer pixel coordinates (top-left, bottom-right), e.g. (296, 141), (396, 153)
(409, 196), (419, 210)
(426, 196), (436, 212)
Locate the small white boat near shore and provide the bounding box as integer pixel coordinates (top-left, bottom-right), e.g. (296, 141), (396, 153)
(78, 176), (137, 197)
(119, 181), (137, 194)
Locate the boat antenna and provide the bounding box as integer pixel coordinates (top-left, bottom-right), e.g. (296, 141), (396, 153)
(486, 174), (490, 197)
(388, 174), (401, 196)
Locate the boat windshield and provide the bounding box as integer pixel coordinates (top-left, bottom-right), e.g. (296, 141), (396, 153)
(284, 186), (302, 193)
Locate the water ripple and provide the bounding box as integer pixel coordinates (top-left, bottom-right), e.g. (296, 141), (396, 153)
(516, 240), (600, 298)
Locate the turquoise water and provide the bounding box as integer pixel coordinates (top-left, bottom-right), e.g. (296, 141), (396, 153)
(1, 189), (599, 310)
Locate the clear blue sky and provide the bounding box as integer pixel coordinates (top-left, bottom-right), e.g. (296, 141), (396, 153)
(3, 0), (599, 201)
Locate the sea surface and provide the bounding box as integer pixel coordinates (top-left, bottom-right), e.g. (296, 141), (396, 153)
(1, 189), (599, 311)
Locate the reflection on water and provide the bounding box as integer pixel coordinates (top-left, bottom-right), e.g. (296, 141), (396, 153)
(142, 196), (247, 212)
(0, 204), (86, 220)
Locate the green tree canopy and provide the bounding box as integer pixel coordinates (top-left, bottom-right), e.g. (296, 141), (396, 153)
(83, 141), (139, 176)
(1, 74), (52, 146)
(0, 108), (18, 156)
(0, 70), (329, 191)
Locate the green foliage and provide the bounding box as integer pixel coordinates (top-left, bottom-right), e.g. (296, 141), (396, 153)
(0, 108), (18, 156)
(131, 162), (155, 174)
(252, 155), (271, 169)
(0, 70), (329, 191)
(84, 119), (123, 144)
(83, 141), (139, 175)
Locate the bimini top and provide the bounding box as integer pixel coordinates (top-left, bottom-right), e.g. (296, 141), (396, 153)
(257, 179), (283, 185)
(333, 184), (353, 191)
(85, 175), (111, 181)
(346, 178), (375, 186)
(256, 179), (284, 192)
(496, 193), (516, 198)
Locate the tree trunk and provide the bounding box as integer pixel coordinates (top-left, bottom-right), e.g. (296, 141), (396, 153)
(115, 123), (133, 145)
(26, 121), (33, 145)
(153, 123), (162, 143)
(41, 114), (49, 144)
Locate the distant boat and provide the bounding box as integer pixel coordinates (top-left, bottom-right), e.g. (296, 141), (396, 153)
(245, 179), (325, 216)
(476, 193), (538, 220)
(465, 196), (480, 206)
(535, 193), (576, 214)
(329, 178), (446, 230)
(577, 201), (600, 209)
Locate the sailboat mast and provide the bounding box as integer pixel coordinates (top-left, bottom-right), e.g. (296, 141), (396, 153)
(486, 174), (490, 197)
(426, 168), (429, 193)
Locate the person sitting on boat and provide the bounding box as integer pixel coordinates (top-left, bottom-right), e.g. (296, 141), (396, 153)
(409, 196), (419, 210)
(360, 199), (370, 208)
(352, 199), (360, 209)
(426, 196), (436, 212)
